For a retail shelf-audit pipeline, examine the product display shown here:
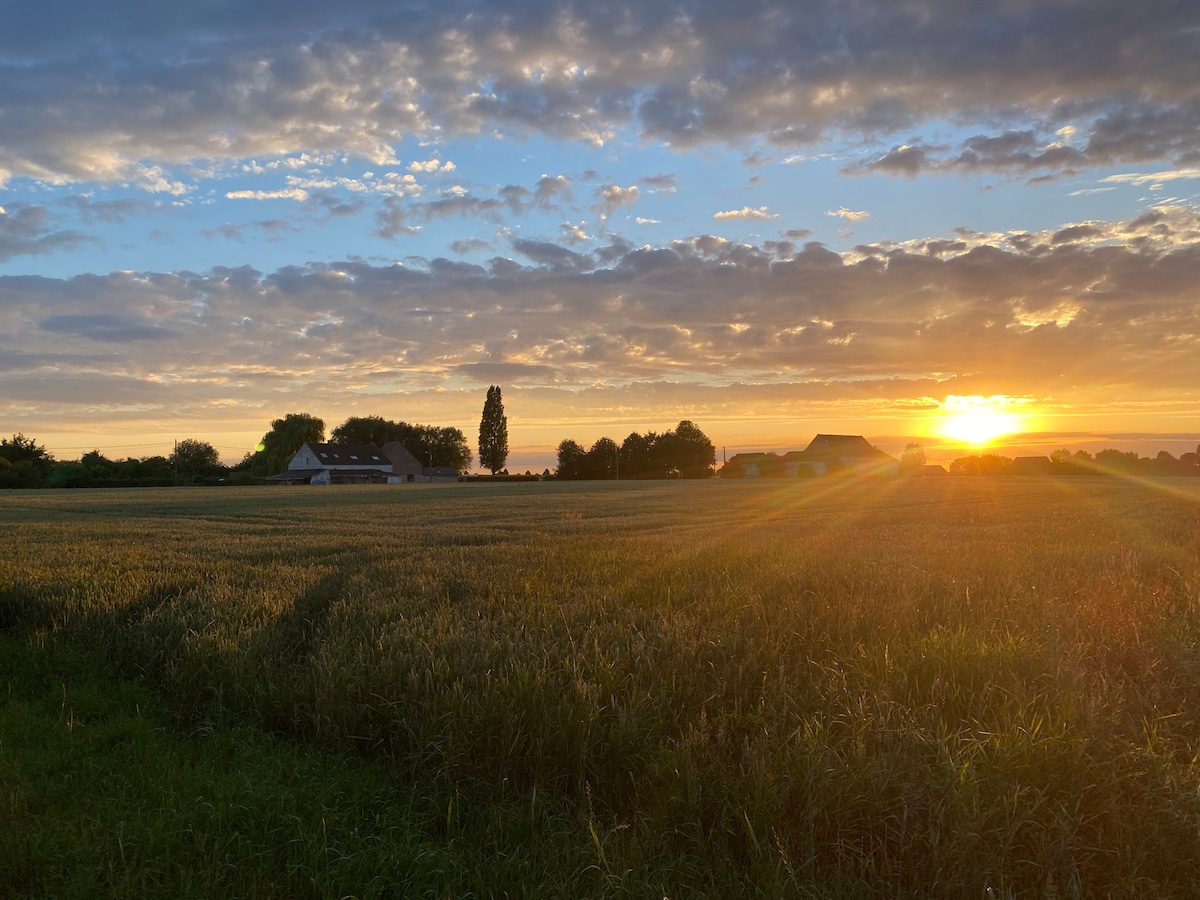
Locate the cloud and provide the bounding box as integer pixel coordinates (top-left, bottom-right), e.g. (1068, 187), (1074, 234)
(225, 188), (310, 201)
(560, 221), (591, 243)
(826, 207), (869, 222)
(449, 237), (493, 255)
(4, 207), (1199, 438)
(1101, 168), (1200, 187)
(640, 174), (678, 193)
(597, 184), (640, 221)
(39, 313), (174, 342)
(0, 2), (1196, 190)
(408, 159), (457, 174)
(533, 174), (573, 209)
(202, 219), (300, 241)
(511, 238), (594, 270)
(714, 206), (780, 222)
(0, 204), (90, 261)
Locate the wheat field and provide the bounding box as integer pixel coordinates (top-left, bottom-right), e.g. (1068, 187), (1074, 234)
(3, 477), (1200, 898)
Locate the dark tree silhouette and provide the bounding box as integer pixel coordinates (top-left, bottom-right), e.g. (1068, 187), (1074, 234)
(332, 416), (472, 471)
(583, 437), (619, 479)
(668, 420), (717, 478)
(556, 439), (586, 479)
(0, 433), (54, 488)
(171, 439), (224, 484)
(478, 386), (509, 475)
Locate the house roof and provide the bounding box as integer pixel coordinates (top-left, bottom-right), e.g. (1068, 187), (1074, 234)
(803, 434), (896, 460)
(1012, 456), (1053, 473)
(381, 441), (422, 469)
(303, 442), (390, 467)
(422, 466), (460, 477)
(727, 452), (774, 464)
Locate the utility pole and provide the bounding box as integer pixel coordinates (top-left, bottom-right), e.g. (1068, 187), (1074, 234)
(173, 439), (178, 485)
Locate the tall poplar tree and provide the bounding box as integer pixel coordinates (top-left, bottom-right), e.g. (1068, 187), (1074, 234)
(478, 385), (509, 475)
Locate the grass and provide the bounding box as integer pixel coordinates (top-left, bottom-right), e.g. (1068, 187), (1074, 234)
(3, 476), (1200, 897)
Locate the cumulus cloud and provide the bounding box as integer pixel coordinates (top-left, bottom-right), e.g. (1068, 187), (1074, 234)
(408, 159), (457, 174)
(533, 174), (573, 209)
(4, 207), (1199, 437)
(714, 206), (780, 222)
(1, 1), (1196, 188)
(597, 184), (640, 222)
(826, 207), (869, 222)
(225, 188), (310, 202)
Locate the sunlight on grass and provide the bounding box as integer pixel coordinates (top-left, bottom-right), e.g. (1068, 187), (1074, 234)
(3, 479), (1200, 898)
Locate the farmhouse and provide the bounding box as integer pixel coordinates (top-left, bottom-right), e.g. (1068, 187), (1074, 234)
(724, 435), (899, 477)
(1011, 456), (1053, 475)
(722, 452), (779, 477)
(269, 441), (425, 485)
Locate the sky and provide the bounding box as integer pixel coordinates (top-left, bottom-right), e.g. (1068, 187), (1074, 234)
(2, 0), (1199, 470)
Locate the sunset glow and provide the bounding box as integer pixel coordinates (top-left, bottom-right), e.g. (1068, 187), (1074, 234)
(938, 397), (1026, 446)
(0, 3), (1198, 466)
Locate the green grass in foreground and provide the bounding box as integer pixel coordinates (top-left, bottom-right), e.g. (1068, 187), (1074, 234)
(1, 639), (615, 899)
(3, 477), (1200, 898)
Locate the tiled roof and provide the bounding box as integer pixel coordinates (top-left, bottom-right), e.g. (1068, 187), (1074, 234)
(804, 434), (894, 459)
(305, 442), (389, 466)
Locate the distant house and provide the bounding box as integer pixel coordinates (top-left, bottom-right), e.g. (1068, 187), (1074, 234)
(721, 452), (776, 477)
(722, 435), (898, 478)
(268, 441), (425, 485)
(422, 466), (461, 483)
(1011, 456), (1053, 475)
(784, 434), (898, 477)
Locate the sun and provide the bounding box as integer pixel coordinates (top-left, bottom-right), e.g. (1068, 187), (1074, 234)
(938, 396), (1024, 446)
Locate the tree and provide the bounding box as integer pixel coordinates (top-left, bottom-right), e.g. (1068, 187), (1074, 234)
(478, 385), (509, 475)
(667, 420), (717, 478)
(414, 425), (472, 472)
(555, 440), (586, 479)
(1095, 448), (1139, 474)
(171, 439), (223, 484)
(583, 437), (619, 479)
(331, 415), (408, 447)
(899, 442), (926, 471)
(0, 433), (54, 488)
(619, 431), (660, 478)
(332, 417), (473, 471)
(47, 461), (93, 488)
(255, 412), (325, 476)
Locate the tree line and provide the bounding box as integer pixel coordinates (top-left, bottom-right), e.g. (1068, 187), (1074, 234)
(0, 383), (513, 489)
(946, 447), (1200, 476)
(555, 420), (716, 479)
(0, 411), (475, 489)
